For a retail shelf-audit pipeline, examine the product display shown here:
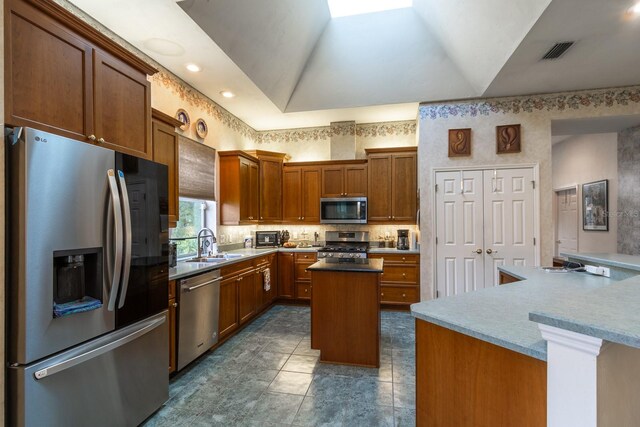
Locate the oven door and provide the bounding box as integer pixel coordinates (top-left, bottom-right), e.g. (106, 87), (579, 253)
(320, 198), (367, 224)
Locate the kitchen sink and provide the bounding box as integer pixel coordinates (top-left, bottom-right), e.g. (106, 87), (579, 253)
(185, 253), (244, 263)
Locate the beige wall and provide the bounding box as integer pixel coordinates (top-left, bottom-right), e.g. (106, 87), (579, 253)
(552, 133), (618, 253)
(418, 86), (640, 301)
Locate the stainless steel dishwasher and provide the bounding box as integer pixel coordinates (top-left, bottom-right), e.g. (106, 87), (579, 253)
(177, 269), (221, 370)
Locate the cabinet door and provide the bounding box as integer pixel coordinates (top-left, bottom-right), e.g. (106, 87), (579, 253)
(277, 252), (295, 298)
(367, 155), (392, 221)
(259, 158), (283, 222)
(168, 298), (176, 373)
(93, 49), (152, 159)
(391, 153), (417, 222)
(219, 276), (239, 339)
(249, 162), (260, 222)
(282, 167), (302, 222)
(152, 120), (179, 226)
(301, 167), (321, 223)
(238, 273), (257, 324)
(6, 1), (94, 141)
(344, 164), (368, 197)
(239, 157), (259, 222)
(322, 167), (344, 197)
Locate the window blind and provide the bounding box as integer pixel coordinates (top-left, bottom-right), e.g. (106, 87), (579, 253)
(178, 135), (216, 201)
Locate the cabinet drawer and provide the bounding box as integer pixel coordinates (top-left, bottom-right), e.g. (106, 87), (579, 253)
(380, 286), (419, 304)
(381, 265), (418, 283)
(296, 283), (312, 300)
(369, 253), (419, 264)
(221, 260), (254, 278)
(295, 263), (312, 281)
(294, 252), (317, 262)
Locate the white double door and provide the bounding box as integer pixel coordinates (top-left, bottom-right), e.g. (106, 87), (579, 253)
(435, 168), (536, 297)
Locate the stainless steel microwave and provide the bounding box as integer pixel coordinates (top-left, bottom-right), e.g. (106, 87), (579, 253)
(320, 197), (367, 224)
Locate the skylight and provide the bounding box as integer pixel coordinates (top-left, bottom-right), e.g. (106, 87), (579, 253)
(327, 0), (413, 18)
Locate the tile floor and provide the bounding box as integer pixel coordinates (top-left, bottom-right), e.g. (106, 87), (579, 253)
(144, 305), (416, 426)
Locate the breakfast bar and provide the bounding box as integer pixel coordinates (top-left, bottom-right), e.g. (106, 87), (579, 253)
(411, 255), (640, 427)
(308, 258), (383, 368)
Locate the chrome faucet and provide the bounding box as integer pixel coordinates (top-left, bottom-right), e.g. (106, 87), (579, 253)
(197, 228), (217, 258)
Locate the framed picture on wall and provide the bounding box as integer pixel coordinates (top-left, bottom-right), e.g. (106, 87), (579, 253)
(582, 179), (608, 231)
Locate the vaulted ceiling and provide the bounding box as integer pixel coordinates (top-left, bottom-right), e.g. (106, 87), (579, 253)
(70, 0), (640, 130)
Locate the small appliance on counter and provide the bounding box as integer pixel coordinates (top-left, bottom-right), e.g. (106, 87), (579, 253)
(169, 241), (177, 267)
(255, 231), (280, 247)
(397, 230), (410, 250)
(280, 230), (290, 244)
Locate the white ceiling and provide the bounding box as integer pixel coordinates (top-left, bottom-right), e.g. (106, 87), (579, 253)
(69, 0), (640, 130)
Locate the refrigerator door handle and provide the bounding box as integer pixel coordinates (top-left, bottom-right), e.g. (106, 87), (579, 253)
(117, 170), (133, 309)
(106, 169), (124, 311)
(33, 315), (166, 381)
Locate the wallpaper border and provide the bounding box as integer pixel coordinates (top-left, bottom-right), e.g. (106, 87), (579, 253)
(419, 86), (640, 120)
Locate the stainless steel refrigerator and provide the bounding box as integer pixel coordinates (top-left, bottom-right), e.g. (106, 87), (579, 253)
(6, 127), (170, 426)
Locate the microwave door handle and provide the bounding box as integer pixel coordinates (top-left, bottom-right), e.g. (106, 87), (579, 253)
(116, 171), (132, 309)
(357, 202), (361, 220)
(106, 169), (123, 311)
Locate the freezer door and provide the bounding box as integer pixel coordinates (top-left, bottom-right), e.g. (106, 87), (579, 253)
(9, 311), (169, 427)
(8, 128), (117, 365)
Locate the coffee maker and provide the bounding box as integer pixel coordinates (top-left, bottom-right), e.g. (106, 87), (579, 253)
(397, 229), (410, 250)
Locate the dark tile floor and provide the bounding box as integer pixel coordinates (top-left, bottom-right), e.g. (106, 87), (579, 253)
(144, 305), (416, 426)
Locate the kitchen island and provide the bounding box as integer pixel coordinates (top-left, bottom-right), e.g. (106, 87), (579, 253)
(411, 257), (640, 427)
(308, 258), (383, 368)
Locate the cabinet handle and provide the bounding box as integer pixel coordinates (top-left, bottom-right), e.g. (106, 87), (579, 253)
(381, 292), (385, 296)
(301, 216), (305, 220)
(304, 289), (308, 293)
(172, 302), (178, 308)
(402, 257), (406, 261)
(97, 137), (105, 144)
(392, 216), (395, 219)
(381, 272), (384, 276)
(88, 135), (96, 141)
(402, 293), (406, 298)
(402, 273), (406, 278)
(236, 277), (241, 282)
(304, 255), (308, 258)
(260, 216), (263, 220)
(388, 216), (391, 219)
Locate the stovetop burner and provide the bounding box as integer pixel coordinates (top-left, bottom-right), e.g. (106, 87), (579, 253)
(318, 231), (370, 259)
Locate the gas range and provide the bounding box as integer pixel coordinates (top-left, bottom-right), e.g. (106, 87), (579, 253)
(318, 231), (369, 259)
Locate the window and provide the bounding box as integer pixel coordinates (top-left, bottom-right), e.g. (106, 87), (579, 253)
(327, 0), (412, 18)
(170, 198), (216, 258)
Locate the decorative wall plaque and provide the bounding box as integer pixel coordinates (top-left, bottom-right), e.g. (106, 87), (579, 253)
(496, 124), (521, 153)
(448, 128), (471, 157)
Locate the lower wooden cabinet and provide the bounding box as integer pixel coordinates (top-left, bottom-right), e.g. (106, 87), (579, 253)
(499, 271), (522, 285)
(296, 283), (312, 300)
(369, 253), (420, 307)
(168, 280), (177, 374)
(294, 252), (316, 299)
(237, 273), (256, 325)
(218, 275), (239, 339)
(278, 252), (295, 298)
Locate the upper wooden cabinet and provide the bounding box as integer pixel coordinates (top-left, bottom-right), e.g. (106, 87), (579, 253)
(366, 147), (418, 223)
(219, 151), (260, 225)
(321, 161), (368, 198)
(246, 150), (286, 222)
(282, 165), (321, 223)
(5, 0), (156, 158)
(152, 109), (182, 228)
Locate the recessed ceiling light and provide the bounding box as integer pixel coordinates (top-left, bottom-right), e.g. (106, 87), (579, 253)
(143, 38), (185, 56)
(327, 0), (412, 18)
(220, 91), (235, 98)
(186, 63), (201, 72)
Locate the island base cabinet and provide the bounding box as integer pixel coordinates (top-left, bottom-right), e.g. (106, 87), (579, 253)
(416, 320), (546, 427)
(311, 270), (380, 368)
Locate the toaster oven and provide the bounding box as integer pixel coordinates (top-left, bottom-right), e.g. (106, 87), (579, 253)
(255, 231), (280, 247)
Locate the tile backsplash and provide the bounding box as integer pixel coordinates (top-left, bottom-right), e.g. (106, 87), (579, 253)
(217, 224), (419, 246)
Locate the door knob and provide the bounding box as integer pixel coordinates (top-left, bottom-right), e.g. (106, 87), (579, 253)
(473, 249), (482, 254)
(486, 249), (498, 254)
(556, 240), (561, 244)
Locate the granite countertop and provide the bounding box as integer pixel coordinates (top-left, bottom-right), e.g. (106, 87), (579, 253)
(368, 247), (420, 254)
(411, 265), (617, 360)
(307, 258), (384, 273)
(561, 252), (640, 272)
(170, 248), (278, 280)
(530, 274), (640, 349)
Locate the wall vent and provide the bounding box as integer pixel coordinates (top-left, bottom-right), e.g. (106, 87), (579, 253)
(541, 42), (575, 60)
